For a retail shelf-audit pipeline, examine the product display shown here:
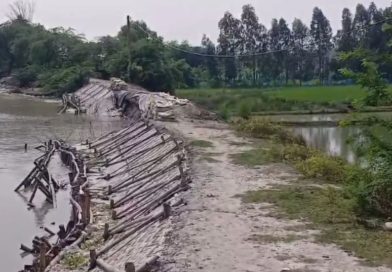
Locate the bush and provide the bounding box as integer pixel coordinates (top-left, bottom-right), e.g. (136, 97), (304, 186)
(39, 66), (90, 95)
(15, 65), (40, 87)
(238, 102), (251, 119)
(297, 154), (347, 183)
(218, 104), (230, 121)
(236, 118), (281, 138)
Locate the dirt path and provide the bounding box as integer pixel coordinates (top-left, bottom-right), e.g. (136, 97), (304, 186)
(160, 118), (391, 272)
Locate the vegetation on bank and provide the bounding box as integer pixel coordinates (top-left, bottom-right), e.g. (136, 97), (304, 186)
(232, 117), (392, 267)
(177, 87), (348, 118)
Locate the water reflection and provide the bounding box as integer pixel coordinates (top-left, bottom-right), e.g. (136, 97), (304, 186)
(265, 113), (380, 163)
(292, 126), (359, 163)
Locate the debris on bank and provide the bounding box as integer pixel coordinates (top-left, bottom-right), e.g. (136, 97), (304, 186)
(17, 141), (91, 272)
(59, 78), (189, 121)
(17, 78), (192, 272)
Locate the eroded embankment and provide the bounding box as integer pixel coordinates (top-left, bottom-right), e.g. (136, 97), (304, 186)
(17, 78), (193, 272)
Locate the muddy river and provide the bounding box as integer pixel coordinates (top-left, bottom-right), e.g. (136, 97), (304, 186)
(0, 93), (123, 271)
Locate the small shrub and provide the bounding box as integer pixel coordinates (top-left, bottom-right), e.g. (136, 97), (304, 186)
(297, 154), (347, 183)
(15, 65), (39, 87)
(266, 144), (316, 163)
(236, 118), (281, 138)
(218, 104), (230, 121)
(238, 102), (251, 119)
(274, 129), (306, 145)
(230, 149), (268, 167)
(190, 140), (214, 148)
(39, 66), (90, 95)
(62, 252), (88, 269)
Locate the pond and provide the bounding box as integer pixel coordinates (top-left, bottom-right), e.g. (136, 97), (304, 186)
(267, 112), (392, 163)
(0, 93), (124, 271)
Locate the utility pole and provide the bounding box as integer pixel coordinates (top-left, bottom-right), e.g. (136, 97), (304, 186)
(126, 15), (132, 81)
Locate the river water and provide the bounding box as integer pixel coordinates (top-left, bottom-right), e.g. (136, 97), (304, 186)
(0, 93), (123, 271)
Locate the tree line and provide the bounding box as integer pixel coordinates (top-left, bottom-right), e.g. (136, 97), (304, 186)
(0, 1), (391, 94)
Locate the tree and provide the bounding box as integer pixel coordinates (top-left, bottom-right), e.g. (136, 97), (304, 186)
(292, 18), (310, 85)
(278, 18), (291, 84)
(268, 19), (282, 84)
(336, 8), (355, 52)
(217, 12), (242, 86)
(7, 0), (35, 22)
(240, 4), (266, 86)
(367, 2), (386, 51)
(201, 34), (220, 85)
(310, 7), (333, 84)
(353, 4), (370, 46)
(267, 18), (291, 85)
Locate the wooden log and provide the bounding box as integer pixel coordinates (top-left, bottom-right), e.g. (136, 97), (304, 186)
(163, 203), (171, 219)
(44, 227), (55, 237)
(58, 225), (66, 239)
(113, 174), (180, 209)
(99, 124), (147, 155)
(97, 211), (163, 257)
(107, 131), (158, 165)
(20, 244), (34, 254)
(28, 181), (39, 204)
(125, 262), (136, 272)
(112, 159), (178, 193)
(136, 256), (159, 272)
(39, 243), (47, 272)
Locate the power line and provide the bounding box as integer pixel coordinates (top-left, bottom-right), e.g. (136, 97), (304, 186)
(133, 16), (392, 59)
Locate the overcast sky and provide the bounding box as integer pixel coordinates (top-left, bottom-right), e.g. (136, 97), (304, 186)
(1, 0), (391, 44)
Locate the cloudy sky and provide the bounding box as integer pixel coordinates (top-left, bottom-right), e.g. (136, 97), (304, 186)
(1, 0), (391, 44)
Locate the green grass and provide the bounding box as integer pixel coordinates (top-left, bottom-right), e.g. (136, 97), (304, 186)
(247, 233), (306, 244)
(177, 85), (392, 116)
(266, 85), (367, 102)
(240, 185), (392, 267)
(230, 148), (269, 167)
(61, 252), (88, 269)
(190, 140), (214, 148)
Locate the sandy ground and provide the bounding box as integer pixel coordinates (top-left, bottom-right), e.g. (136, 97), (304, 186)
(159, 118), (391, 272)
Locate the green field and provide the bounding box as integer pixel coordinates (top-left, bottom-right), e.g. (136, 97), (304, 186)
(176, 85), (372, 117)
(265, 85), (368, 102)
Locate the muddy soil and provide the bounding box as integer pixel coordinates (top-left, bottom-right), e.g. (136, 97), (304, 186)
(159, 118), (391, 272)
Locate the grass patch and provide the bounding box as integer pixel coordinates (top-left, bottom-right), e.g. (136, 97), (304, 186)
(190, 140), (214, 148)
(235, 117), (305, 145)
(177, 87), (337, 117)
(247, 233), (306, 244)
(230, 148), (269, 167)
(240, 185), (392, 267)
(200, 156), (220, 163)
(178, 86), (392, 117)
(266, 85), (368, 102)
(61, 252), (88, 269)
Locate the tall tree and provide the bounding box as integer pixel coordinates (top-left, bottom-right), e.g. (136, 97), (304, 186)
(367, 2), (386, 51)
(278, 18), (291, 84)
(201, 34), (219, 85)
(353, 4), (370, 46)
(240, 4), (266, 86)
(336, 8), (355, 52)
(292, 18), (310, 85)
(310, 7), (333, 84)
(217, 12), (242, 86)
(268, 19), (282, 84)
